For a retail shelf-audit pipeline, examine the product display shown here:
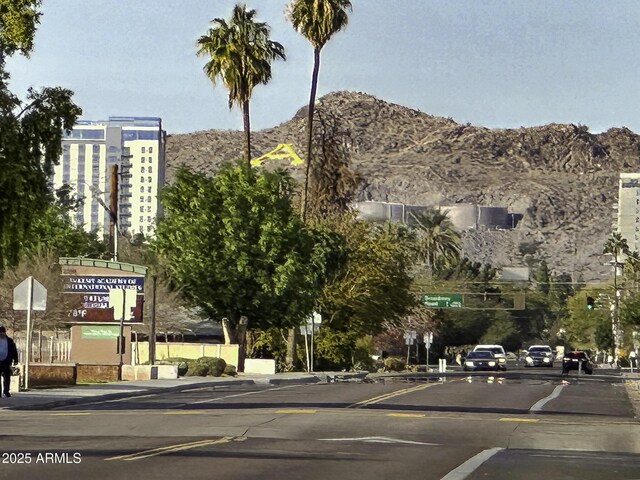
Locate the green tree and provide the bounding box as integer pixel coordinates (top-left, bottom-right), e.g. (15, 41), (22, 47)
(153, 164), (320, 370)
(0, 1), (82, 273)
(623, 250), (640, 291)
(286, 0), (352, 222)
(197, 3), (285, 168)
(562, 291), (608, 349)
(480, 311), (521, 351)
(312, 216), (416, 368)
(21, 185), (107, 259)
(0, 0), (40, 64)
(620, 291), (640, 331)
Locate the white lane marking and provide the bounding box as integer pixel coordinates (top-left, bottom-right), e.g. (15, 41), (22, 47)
(319, 436), (439, 445)
(530, 385), (565, 413)
(441, 447), (504, 480)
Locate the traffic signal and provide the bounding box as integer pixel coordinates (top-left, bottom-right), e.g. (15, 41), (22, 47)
(586, 296), (595, 310)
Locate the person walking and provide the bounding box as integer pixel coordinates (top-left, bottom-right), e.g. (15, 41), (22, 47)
(0, 326), (19, 398)
(630, 349), (638, 371)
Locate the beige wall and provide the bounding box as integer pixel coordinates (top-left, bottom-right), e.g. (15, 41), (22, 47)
(134, 342), (239, 368)
(70, 325), (132, 365)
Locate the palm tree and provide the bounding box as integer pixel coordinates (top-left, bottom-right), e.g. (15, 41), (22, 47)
(409, 208), (461, 276)
(197, 4), (285, 170)
(603, 232), (630, 358)
(286, 0), (352, 222)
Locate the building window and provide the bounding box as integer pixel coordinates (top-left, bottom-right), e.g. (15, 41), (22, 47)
(147, 196), (152, 202)
(147, 206), (152, 213)
(139, 216), (144, 223)
(140, 206), (144, 213)
(147, 187), (152, 193)
(141, 157), (145, 164)
(147, 216), (152, 223)
(140, 187), (144, 193)
(140, 196), (145, 203)
(148, 166), (153, 173)
(147, 225), (153, 231)
(149, 146), (153, 153)
(142, 147), (146, 153)
(140, 176), (145, 183)
(148, 176), (152, 183)
(141, 167), (146, 173)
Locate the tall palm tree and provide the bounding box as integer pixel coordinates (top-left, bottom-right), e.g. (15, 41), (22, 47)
(197, 4), (285, 170)
(286, 0), (352, 222)
(603, 232), (630, 357)
(409, 208), (461, 276)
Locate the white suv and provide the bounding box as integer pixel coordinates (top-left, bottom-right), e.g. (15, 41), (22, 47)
(472, 344), (507, 371)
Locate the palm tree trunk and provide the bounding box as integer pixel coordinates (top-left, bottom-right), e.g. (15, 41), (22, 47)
(301, 46), (322, 223)
(243, 100), (252, 173)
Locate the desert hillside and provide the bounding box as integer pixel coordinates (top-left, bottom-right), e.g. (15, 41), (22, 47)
(166, 91), (640, 281)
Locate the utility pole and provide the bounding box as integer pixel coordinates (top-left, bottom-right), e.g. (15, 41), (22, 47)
(149, 274), (157, 366)
(109, 164), (119, 261)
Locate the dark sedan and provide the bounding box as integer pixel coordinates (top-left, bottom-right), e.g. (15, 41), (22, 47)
(463, 351), (501, 372)
(562, 351), (593, 374)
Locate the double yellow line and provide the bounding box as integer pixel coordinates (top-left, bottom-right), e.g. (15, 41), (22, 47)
(106, 437), (232, 461)
(349, 382), (441, 408)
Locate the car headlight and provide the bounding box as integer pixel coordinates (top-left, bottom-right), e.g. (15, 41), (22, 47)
(543, 357), (550, 363)
(498, 357), (506, 363)
(488, 361), (496, 366)
(465, 361), (474, 367)
(525, 356), (533, 364)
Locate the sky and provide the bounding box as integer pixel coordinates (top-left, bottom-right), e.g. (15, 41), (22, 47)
(7, 0), (640, 135)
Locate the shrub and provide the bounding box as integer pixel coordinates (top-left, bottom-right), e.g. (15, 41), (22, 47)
(223, 365), (237, 376)
(384, 357), (406, 372)
(184, 357), (227, 377)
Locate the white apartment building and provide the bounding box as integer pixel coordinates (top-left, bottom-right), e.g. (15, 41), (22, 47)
(618, 173), (640, 253)
(53, 117), (166, 239)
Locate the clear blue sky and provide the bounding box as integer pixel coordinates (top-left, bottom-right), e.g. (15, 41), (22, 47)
(8, 0), (640, 135)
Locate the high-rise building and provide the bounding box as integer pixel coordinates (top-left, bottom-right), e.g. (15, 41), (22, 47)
(53, 117), (166, 239)
(617, 173), (640, 253)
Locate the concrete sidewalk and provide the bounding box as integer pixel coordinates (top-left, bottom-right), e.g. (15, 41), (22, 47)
(0, 372), (330, 411)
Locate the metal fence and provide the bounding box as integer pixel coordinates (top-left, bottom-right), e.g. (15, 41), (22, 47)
(14, 335), (71, 364)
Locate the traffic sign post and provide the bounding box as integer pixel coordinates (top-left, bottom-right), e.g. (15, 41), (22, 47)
(109, 287), (137, 379)
(404, 330), (417, 365)
(424, 332), (433, 370)
(13, 276), (47, 390)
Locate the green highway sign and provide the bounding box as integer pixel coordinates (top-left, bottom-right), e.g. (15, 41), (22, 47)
(421, 293), (463, 308)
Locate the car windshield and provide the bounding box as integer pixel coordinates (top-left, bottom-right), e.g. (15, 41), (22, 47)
(529, 347), (551, 354)
(468, 351), (494, 359)
(477, 347), (504, 355)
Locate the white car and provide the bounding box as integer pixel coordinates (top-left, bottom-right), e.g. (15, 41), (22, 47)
(525, 345), (555, 367)
(472, 344), (507, 371)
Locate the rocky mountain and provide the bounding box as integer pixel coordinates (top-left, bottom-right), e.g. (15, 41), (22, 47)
(166, 91), (640, 281)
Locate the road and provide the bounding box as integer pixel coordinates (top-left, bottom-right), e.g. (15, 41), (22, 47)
(0, 370), (639, 479)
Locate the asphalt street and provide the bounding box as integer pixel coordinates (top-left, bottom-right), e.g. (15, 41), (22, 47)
(0, 370), (639, 479)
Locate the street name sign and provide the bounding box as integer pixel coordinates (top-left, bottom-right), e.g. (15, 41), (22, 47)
(421, 293), (463, 308)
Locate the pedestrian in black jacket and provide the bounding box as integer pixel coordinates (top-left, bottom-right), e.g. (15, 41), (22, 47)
(0, 326), (19, 397)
